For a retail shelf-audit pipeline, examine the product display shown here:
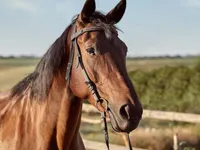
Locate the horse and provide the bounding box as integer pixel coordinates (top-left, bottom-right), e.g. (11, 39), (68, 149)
(0, 0), (143, 150)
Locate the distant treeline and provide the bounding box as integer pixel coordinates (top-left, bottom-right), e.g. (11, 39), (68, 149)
(0, 54), (199, 60)
(127, 54), (200, 60)
(0, 55), (40, 59)
(129, 61), (200, 114)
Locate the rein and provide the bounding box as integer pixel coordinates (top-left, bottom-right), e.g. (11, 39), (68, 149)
(65, 24), (133, 150)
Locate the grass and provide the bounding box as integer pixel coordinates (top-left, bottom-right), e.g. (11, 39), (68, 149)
(0, 58), (39, 91)
(0, 66), (35, 91)
(126, 57), (199, 72)
(0, 58), (39, 70)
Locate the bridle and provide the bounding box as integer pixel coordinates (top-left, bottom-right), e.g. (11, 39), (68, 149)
(65, 23), (133, 150)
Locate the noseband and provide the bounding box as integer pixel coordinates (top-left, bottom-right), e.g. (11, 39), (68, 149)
(65, 23), (133, 150)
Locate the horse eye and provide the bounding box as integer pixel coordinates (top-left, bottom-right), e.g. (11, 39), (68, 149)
(86, 47), (96, 55)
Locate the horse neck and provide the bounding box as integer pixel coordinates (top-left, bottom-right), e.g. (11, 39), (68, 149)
(56, 93), (84, 150)
(33, 76), (84, 150)
(31, 71), (84, 149)
(0, 77), (83, 150)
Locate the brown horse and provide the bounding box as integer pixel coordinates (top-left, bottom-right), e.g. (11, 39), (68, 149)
(0, 0), (143, 150)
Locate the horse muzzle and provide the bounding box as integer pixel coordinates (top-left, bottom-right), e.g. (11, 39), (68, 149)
(108, 103), (142, 133)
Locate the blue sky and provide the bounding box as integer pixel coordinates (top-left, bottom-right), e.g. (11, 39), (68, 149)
(0, 0), (200, 57)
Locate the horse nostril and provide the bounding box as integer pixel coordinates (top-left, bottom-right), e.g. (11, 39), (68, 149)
(119, 104), (131, 120)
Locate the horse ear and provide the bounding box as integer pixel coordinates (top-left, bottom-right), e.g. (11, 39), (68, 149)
(80, 0), (96, 23)
(106, 0), (126, 24)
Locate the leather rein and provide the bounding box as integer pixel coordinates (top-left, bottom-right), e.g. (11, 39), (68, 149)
(65, 23), (133, 150)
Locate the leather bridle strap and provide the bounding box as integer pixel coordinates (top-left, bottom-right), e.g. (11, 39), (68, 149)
(71, 26), (103, 41)
(66, 25), (104, 104)
(65, 24), (77, 85)
(65, 24), (110, 150)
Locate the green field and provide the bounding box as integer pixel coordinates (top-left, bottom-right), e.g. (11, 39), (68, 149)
(0, 58), (40, 91)
(0, 58), (39, 70)
(126, 57), (198, 71)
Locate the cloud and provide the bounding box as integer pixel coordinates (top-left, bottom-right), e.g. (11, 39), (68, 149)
(2, 0), (39, 13)
(181, 0), (200, 7)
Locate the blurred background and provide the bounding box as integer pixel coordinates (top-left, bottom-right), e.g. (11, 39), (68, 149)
(0, 0), (200, 150)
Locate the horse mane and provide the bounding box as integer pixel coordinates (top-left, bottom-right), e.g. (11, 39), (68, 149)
(10, 11), (118, 100)
(10, 23), (73, 99)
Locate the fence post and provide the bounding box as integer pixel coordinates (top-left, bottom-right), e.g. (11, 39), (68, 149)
(117, 133), (129, 147)
(173, 132), (178, 150)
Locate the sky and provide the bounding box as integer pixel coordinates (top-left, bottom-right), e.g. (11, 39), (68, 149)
(0, 0), (200, 57)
